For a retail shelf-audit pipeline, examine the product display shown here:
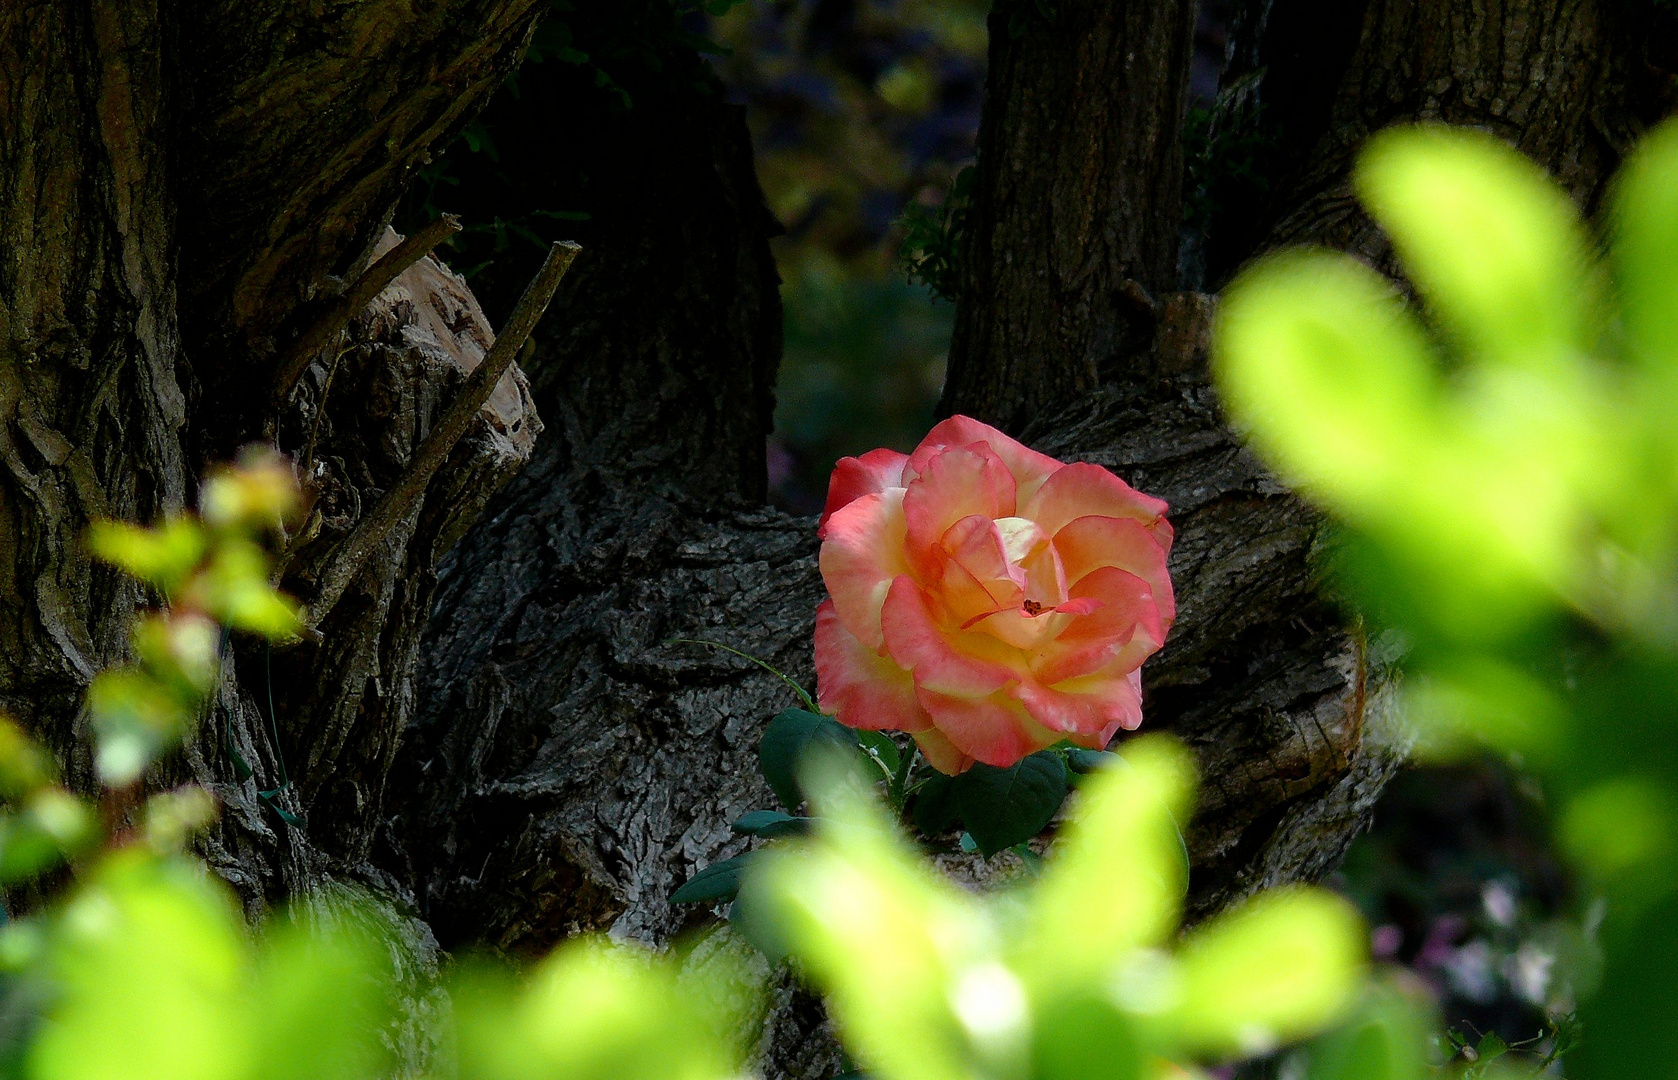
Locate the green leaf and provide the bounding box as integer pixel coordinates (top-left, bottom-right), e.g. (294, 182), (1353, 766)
(1031, 993), (1142, 1080)
(910, 772), (961, 836)
(1610, 118), (1678, 374)
(730, 811), (811, 839)
(1021, 737), (1195, 990)
(952, 752), (1068, 857)
(1169, 887), (1368, 1057)
(1304, 986), (1431, 1080)
(854, 730), (901, 776)
(30, 851), (251, 1080)
(671, 854), (754, 905)
(759, 710), (861, 810)
(1066, 748), (1116, 774)
(1356, 125), (1593, 374)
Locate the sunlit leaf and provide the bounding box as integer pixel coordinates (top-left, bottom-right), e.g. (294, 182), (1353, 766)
(1304, 984), (1431, 1080)
(1020, 736), (1193, 991)
(200, 449), (300, 532)
(86, 518), (206, 595)
(1609, 117), (1678, 376)
(1167, 888), (1367, 1058)
(0, 717), (55, 800)
(1356, 124), (1593, 374)
(748, 760), (991, 1080)
(248, 901), (398, 1080)
(30, 852), (251, 1080)
(453, 938), (736, 1080)
(1214, 250), (1440, 535)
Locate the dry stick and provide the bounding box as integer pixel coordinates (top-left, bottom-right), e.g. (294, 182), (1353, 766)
(302, 240), (581, 630)
(270, 214), (463, 407)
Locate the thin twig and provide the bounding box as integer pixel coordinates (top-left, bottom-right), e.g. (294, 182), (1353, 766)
(270, 214), (463, 407)
(301, 241), (581, 630)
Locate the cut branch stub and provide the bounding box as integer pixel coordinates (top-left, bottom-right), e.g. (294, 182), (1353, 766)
(269, 214), (464, 408)
(301, 240), (581, 630)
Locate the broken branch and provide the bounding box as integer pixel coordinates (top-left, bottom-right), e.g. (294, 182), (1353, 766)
(270, 214), (463, 407)
(301, 240), (581, 630)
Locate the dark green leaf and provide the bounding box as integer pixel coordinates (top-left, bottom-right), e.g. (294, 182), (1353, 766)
(758, 709), (861, 810)
(1066, 748), (1117, 774)
(910, 772), (961, 836)
(854, 730), (901, 775)
(953, 752), (1069, 856)
(671, 854), (754, 904)
(731, 810), (812, 839)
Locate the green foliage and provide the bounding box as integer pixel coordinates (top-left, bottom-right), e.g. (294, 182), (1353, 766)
(1214, 118), (1678, 1079)
(742, 736), (1368, 1080)
(948, 753), (1067, 857)
(899, 166), (974, 303)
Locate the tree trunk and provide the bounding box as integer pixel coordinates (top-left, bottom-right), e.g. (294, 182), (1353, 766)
(939, 0), (1200, 431)
(3, 0), (1673, 1076)
(0, 0), (548, 911)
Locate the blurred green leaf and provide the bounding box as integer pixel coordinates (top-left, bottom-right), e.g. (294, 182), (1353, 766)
(1168, 888), (1367, 1058)
(1029, 993), (1142, 1080)
(1304, 985), (1431, 1080)
(1021, 736), (1193, 991)
(31, 852), (250, 1080)
(87, 668), (191, 786)
(452, 938), (737, 1080)
(1609, 118), (1678, 376)
(249, 904), (397, 1080)
(86, 518), (206, 596)
(1356, 125), (1593, 374)
(751, 776), (989, 1080)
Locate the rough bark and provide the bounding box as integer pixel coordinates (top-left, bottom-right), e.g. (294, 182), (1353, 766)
(1206, 0), (1678, 285)
(939, 0), (1200, 431)
(389, 0), (1677, 979)
(387, 46), (788, 952)
(0, 0), (549, 913)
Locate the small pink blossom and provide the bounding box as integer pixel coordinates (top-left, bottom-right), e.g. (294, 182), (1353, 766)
(814, 416), (1175, 774)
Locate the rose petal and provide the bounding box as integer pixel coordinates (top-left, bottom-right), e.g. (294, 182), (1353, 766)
(937, 515), (1026, 624)
(911, 727), (974, 776)
(1053, 514), (1176, 626)
(902, 445), (1017, 580)
(880, 575), (1021, 697)
(815, 600), (932, 733)
(917, 686), (1064, 769)
(1023, 462), (1172, 551)
(819, 488), (912, 650)
(909, 416), (1064, 504)
(1012, 668), (1142, 740)
(819, 448), (911, 532)
(1030, 566), (1165, 686)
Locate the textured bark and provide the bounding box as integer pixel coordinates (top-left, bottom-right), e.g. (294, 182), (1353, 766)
(939, 0), (1200, 431)
(1206, 0), (1678, 284)
(0, 1), (548, 913)
(387, 53), (788, 951)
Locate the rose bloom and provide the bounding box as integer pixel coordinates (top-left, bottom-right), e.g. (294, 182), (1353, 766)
(814, 416), (1175, 775)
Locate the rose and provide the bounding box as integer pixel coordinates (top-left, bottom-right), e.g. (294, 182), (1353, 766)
(814, 416), (1175, 775)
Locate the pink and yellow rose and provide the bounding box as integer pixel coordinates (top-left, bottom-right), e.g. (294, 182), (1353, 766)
(814, 416), (1175, 775)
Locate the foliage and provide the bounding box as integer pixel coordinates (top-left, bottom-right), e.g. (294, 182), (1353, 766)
(899, 166), (974, 303)
(742, 737), (1367, 1080)
(1214, 118), (1678, 1078)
